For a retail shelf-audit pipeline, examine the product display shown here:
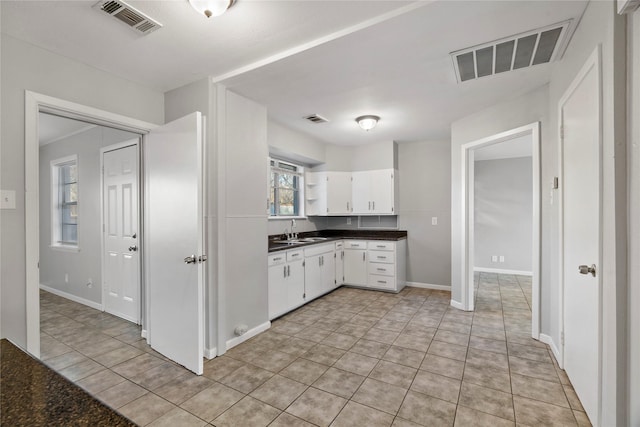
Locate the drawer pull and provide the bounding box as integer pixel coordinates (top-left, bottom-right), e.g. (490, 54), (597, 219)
(377, 280), (387, 284)
(377, 268), (386, 271)
(291, 253), (299, 257)
(376, 245), (385, 248)
(377, 256), (386, 259)
(274, 257), (282, 261)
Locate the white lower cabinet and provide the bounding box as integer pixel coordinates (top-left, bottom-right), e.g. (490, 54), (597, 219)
(269, 238), (406, 319)
(344, 239), (406, 292)
(268, 249), (304, 319)
(343, 240), (368, 286)
(304, 243), (335, 301)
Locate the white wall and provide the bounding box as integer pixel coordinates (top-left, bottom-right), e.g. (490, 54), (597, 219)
(451, 85), (549, 305)
(39, 125), (139, 305)
(626, 7), (640, 427)
(0, 34), (164, 348)
(547, 3), (627, 424)
(397, 140), (451, 287)
(474, 157), (532, 272)
(451, 2), (627, 423)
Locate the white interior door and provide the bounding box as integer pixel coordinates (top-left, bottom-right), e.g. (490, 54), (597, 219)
(103, 142), (140, 323)
(146, 112), (204, 375)
(561, 51), (601, 425)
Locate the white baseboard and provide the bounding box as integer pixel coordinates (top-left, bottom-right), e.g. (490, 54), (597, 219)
(539, 333), (562, 367)
(406, 282), (451, 291)
(226, 321), (271, 350)
(204, 347), (217, 360)
(473, 267), (533, 276)
(40, 284), (103, 311)
(450, 299), (467, 311)
(141, 329), (148, 339)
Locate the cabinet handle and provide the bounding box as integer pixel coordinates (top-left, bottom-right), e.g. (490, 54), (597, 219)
(368, 201), (371, 210)
(283, 265), (287, 278)
(291, 253), (298, 258)
(274, 257), (282, 261)
(377, 268), (386, 271)
(376, 245), (385, 248)
(287, 265), (290, 277)
(347, 202), (350, 211)
(377, 256), (386, 259)
(319, 257), (322, 267)
(377, 280), (387, 284)
(341, 251), (344, 260)
(373, 201), (375, 210)
(362, 252), (366, 261)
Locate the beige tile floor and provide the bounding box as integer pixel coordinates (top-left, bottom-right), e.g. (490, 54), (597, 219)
(40, 273), (592, 426)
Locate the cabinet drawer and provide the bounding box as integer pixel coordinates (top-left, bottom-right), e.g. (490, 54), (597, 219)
(368, 250), (394, 264)
(268, 253), (287, 266)
(287, 250), (303, 262)
(335, 241), (343, 250)
(368, 262), (395, 277)
(344, 240), (366, 249)
(368, 274), (396, 290)
(368, 241), (395, 251)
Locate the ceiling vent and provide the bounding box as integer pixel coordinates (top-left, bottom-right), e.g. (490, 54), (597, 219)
(93, 0), (162, 35)
(304, 114), (329, 124)
(451, 20), (573, 83)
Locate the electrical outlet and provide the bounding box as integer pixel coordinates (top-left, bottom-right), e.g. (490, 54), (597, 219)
(499, 256), (505, 263)
(64, 273), (69, 283)
(87, 278), (93, 288)
(491, 255), (498, 262)
(346, 218), (351, 225)
(431, 217), (438, 225)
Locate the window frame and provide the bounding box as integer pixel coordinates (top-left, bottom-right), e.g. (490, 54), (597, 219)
(268, 157), (305, 219)
(50, 155), (80, 251)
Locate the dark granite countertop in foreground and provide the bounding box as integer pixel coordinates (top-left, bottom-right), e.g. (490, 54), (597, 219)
(269, 229), (407, 252)
(1, 339), (136, 427)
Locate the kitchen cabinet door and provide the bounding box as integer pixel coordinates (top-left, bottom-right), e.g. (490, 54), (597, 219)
(351, 171), (371, 214)
(268, 263), (289, 319)
(370, 169), (394, 214)
(287, 259), (305, 309)
(344, 249), (367, 286)
(321, 252), (336, 293)
(304, 254), (323, 300)
(326, 172), (352, 215)
(335, 245), (344, 286)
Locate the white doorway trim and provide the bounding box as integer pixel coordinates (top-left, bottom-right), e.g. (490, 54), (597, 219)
(25, 91), (156, 357)
(458, 122), (541, 340)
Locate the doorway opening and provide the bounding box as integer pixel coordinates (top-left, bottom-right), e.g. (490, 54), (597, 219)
(38, 113), (142, 326)
(459, 122), (541, 339)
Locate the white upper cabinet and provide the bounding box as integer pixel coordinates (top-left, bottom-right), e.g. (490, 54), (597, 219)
(306, 171), (352, 216)
(352, 169), (396, 215)
(326, 172), (352, 215)
(307, 169), (396, 216)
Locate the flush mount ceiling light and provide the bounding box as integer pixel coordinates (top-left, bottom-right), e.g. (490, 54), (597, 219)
(188, 0), (235, 18)
(356, 115), (380, 131)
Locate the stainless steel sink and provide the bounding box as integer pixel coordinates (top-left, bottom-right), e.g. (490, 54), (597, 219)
(300, 237), (328, 242)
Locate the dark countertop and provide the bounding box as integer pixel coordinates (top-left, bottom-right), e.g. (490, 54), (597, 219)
(268, 229), (407, 253)
(0, 339), (136, 427)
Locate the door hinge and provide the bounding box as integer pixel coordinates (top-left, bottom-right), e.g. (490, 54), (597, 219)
(198, 255), (208, 263)
(561, 331), (565, 345)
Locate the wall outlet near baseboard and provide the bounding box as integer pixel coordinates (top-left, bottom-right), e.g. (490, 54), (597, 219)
(431, 217), (437, 225)
(499, 256), (505, 263)
(491, 255), (498, 262)
(65, 273), (69, 283)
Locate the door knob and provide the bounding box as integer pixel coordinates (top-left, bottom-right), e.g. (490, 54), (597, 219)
(128, 245), (138, 252)
(578, 264), (596, 277)
(184, 255), (197, 264)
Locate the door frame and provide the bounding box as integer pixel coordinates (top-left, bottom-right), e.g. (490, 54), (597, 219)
(24, 91), (156, 357)
(458, 122), (541, 340)
(100, 140), (142, 324)
(557, 46), (602, 422)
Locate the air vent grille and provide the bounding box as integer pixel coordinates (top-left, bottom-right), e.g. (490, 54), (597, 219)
(451, 20), (572, 83)
(304, 114), (329, 124)
(93, 0), (162, 35)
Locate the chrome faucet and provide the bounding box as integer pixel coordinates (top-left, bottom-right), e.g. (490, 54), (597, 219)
(290, 219), (298, 240)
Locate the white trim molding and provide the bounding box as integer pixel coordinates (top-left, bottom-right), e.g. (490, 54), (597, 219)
(450, 299), (467, 311)
(40, 284), (103, 311)
(473, 267), (533, 276)
(225, 321), (271, 350)
(204, 347), (217, 360)
(406, 282), (452, 291)
(540, 333), (562, 367)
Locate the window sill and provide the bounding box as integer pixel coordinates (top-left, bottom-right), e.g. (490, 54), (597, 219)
(49, 245), (80, 253)
(268, 216), (308, 221)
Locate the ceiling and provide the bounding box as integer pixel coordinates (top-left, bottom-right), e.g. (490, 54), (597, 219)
(2, 1), (588, 146)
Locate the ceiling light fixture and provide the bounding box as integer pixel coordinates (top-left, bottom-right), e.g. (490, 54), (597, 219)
(188, 0), (235, 18)
(356, 115), (380, 131)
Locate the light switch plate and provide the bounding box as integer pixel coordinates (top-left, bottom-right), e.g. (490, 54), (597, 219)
(0, 190), (16, 209)
(431, 217), (438, 225)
